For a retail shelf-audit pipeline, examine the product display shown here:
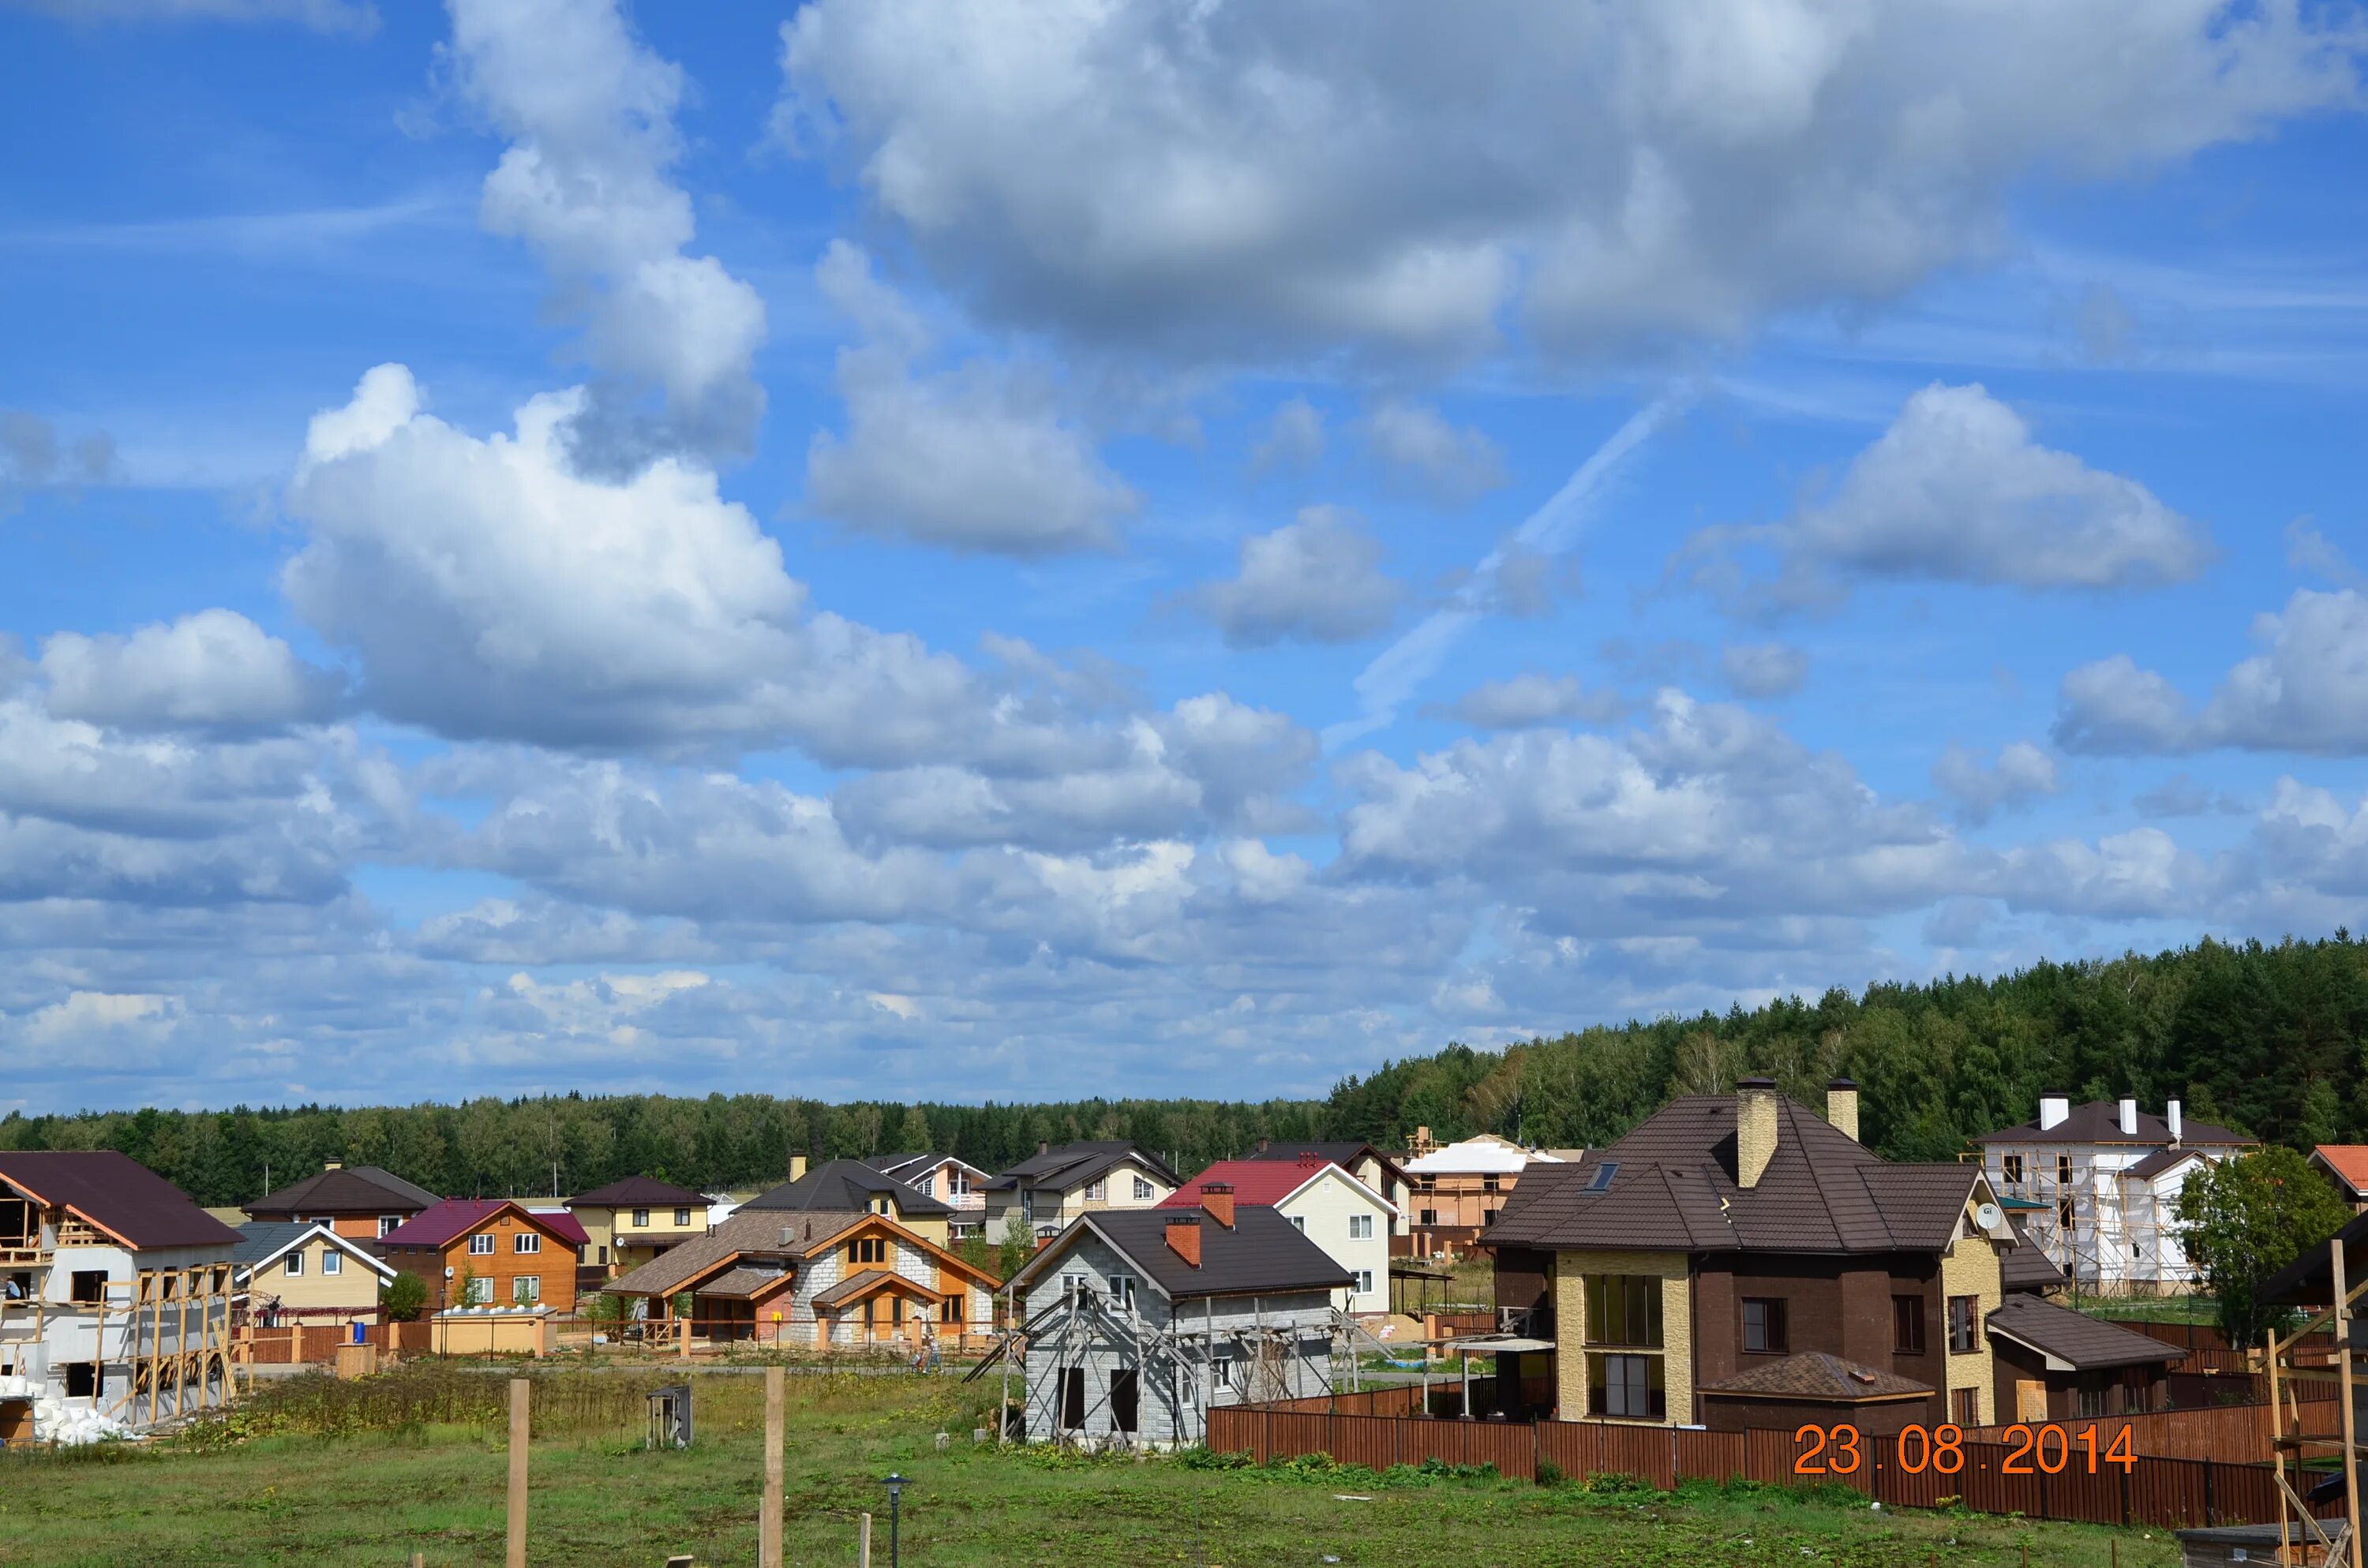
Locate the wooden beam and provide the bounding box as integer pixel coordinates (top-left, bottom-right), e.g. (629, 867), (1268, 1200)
(762, 1365), (785, 1568)
(2335, 1239), (2362, 1568)
(506, 1377), (530, 1568)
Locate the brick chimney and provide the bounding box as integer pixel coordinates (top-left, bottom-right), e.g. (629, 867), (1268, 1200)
(1737, 1078), (1779, 1189)
(1165, 1211), (1202, 1267)
(1825, 1078), (1860, 1143)
(1038, 1141), (1051, 1156)
(1201, 1181), (1236, 1229)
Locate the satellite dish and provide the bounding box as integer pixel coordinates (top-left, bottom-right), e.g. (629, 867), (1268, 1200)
(444, 1266), (455, 1279)
(1975, 1203), (2003, 1233)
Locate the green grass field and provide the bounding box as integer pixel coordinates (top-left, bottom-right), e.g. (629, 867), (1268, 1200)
(0, 1364), (2190, 1566)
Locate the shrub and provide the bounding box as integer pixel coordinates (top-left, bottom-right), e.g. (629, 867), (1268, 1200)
(381, 1271), (428, 1323)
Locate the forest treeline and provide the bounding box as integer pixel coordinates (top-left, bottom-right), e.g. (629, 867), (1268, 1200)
(7, 934), (2363, 1208)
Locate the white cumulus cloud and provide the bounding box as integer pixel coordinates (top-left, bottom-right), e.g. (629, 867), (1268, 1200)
(1186, 506), (1406, 648)
(40, 610), (342, 734)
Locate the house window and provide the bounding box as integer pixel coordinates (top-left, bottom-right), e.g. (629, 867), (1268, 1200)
(1482, 1176), (1500, 1194)
(920, 1174), (936, 1197)
(515, 1233), (541, 1255)
(1212, 1356), (1232, 1389)
(941, 1296), (962, 1324)
(469, 1233), (496, 1256)
(1061, 1271), (1089, 1297)
(2001, 1154), (2025, 1186)
(1108, 1274), (1137, 1309)
(65, 1362), (100, 1398)
(2058, 1198), (2075, 1232)
(512, 1276), (540, 1305)
(1347, 1214), (1374, 1241)
(950, 1171), (971, 1198)
(2076, 1380), (2106, 1419)
(674, 1208), (691, 1227)
(1953, 1387), (1981, 1426)
(1893, 1295), (1926, 1355)
(1588, 1353), (1664, 1419)
(70, 1270), (107, 1304)
(632, 1208), (650, 1227)
(1742, 1298), (1788, 1355)
(849, 1237), (887, 1264)
(1947, 1294), (1980, 1353)
(1419, 1208), (1438, 1227)
(1290, 1216), (1306, 1233)
(283, 1252), (304, 1278)
(872, 1197), (892, 1215)
(1085, 1180), (1107, 1202)
(379, 1216), (400, 1237)
(1583, 1275), (1664, 1347)
(1352, 1270), (1373, 1295)
(464, 1277), (493, 1305)
(322, 1250), (343, 1277)
(598, 1246), (608, 1264)
(1021, 1192), (1035, 1222)
(2056, 1154), (2073, 1188)
(1132, 1176), (1154, 1202)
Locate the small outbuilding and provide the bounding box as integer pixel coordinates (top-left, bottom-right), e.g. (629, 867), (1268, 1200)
(1984, 1294), (2180, 1423)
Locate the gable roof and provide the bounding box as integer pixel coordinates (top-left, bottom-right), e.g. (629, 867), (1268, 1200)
(1700, 1352), (1931, 1402)
(1487, 1094), (1991, 1256)
(0, 1150), (242, 1252)
(605, 1208), (868, 1300)
(1404, 1135), (1553, 1175)
(984, 1141), (1180, 1193)
(242, 1164), (440, 1218)
(568, 1177), (706, 1209)
(2126, 1147), (2209, 1181)
(864, 1151), (989, 1182)
(1246, 1141), (1411, 1191)
(525, 1207), (590, 1247)
(232, 1220), (398, 1281)
(743, 1158), (953, 1217)
(1160, 1159), (1397, 1216)
(2313, 1147), (2368, 1199)
(2002, 1218), (2069, 1293)
(1014, 1206), (1352, 1302)
(1974, 1102), (2251, 1148)
(1984, 1297), (2184, 1371)
(378, 1198), (580, 1251)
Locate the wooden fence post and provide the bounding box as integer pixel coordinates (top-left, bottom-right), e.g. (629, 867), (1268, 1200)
(506, 1377), (529, 1568)
(858, 1511), (873, 1568)
(761, 1365), (785, 1568)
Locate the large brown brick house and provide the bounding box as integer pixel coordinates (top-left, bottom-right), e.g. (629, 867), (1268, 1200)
(1490, 1078), (2033, 1432)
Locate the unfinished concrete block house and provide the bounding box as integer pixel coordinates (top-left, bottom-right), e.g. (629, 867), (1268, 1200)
(1006, 1183), (1351, 1446)
(1489, 1079), (2026, 1432)
(0, 1151), (241, 1435)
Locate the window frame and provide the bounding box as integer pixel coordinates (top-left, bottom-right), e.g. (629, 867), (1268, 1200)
(378, 1215), (401, 1237)
(631, 1207), (650, 1228)
(1741, 1297), (1789, 1356)
(1347, 1214), (1374, 1241)
(1582, 1274), (1665, 1349)
(283, 1250), (304, 1278)
(1084, 1179), (1107, 1203)
(514, 1232), (541, 1255)
(1352, 1269), (1373, 1295)
(1108, 1273), (1137, 1310)
(1946, 1293), (1980, 1354)
(321, 1248), (343, 1277)
(1892, 1293), (1926, 1355)
(1131, 1175), (1154, 1202)
(673, 1207), (691, 1227)
(1588, 1351), (1665, 1420)
(467, 1233), (496, 1256)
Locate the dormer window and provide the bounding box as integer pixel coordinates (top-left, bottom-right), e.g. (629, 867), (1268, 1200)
(1085, 1180), (1107, 1202)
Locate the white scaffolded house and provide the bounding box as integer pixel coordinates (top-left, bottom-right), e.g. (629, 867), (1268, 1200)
(991, 1185), (1383, 1447)
(0, 1151), (242, 1440)
(1973, 1096), (2254, 1297)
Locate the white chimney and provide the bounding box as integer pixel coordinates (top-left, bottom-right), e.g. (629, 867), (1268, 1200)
(2167, 1101), (2183, 1146)
(2039, 1095), (2070, 1132)
(2118, 1098), (2138, 1137)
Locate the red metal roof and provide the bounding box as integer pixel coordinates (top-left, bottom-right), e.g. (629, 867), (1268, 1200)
(1158, 1158), (1335, 1209)
(380, 1199), (582, 1250)
(2316, 1146), (2368, 1196)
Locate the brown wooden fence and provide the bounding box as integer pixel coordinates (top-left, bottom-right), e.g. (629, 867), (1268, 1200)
(1206, 1401), (2347, 1531)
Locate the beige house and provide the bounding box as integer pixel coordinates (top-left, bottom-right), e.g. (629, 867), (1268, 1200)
(865, 1153), (991, 1240)
(233, 1222), (397, 1324)
(983, 1142), (1181, 1241)
(566, 1178), (710, 1274)
(1161, 1158), (1397, 1314)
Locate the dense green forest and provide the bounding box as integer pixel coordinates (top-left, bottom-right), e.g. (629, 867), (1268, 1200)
(7, 934), (2362, 1208)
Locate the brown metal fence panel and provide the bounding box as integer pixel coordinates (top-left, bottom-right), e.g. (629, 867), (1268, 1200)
(1269, 1411), (1331, 1461)
(1535, 1420), (1597, 1480)
(1744, 1427), (1796, 1486)
(1330, 1413), (1402, 1472)
(1403, 1419), (1471, 1468)
(1206, 1406), (1257, 1457)
(1868, 1434), (1955, 1511)
(1466, 1422), (1537, 1480)
(1673, 1427), (1746, 1484)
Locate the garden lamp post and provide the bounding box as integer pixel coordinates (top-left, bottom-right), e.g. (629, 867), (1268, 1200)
(883, 1473), (910, 1568)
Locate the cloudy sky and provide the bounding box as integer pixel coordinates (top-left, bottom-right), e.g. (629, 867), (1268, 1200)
(4, 0), (2367, 1115)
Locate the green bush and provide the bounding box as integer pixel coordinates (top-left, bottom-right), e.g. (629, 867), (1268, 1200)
(380, 1271), (427, 1323)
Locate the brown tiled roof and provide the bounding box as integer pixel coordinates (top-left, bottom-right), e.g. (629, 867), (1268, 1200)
(1700, 1352), (1931, 1401)
(1014, 1206), (1351, 1301)
(603, 1209), (868, 1300)
(242, 1164), (440, 1218)
(1975, 1102), (2250, 1147)
(1985, 1297), (2184, 1370)
(2002, 1226), (2068, 1293)
(695, 1267), (794, 1300)
(0, 1151), (242, 1252)
(1487, 1095), (1979, 1256)
(569, 1177), (706, 1208)
(2125, 1147), (2207, 1181)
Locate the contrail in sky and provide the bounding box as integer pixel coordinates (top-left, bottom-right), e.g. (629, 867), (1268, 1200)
(1322, 395), (1684, 751)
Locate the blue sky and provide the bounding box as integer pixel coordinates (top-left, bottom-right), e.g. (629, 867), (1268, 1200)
(4, 0), (2367, 1114)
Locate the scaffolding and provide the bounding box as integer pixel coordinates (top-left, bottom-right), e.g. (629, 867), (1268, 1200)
(969, 1282), (1395, 1447)
(1981, 1142), (2188, 1299)
(2264, 1237), (2363, 1567)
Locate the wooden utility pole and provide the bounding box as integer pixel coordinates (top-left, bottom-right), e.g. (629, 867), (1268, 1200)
(761, 1365), (785, 1568)
(507, 1377), (530, 1568)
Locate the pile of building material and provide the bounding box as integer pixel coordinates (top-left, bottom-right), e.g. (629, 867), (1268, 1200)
(0, 1373), (133, 1446)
